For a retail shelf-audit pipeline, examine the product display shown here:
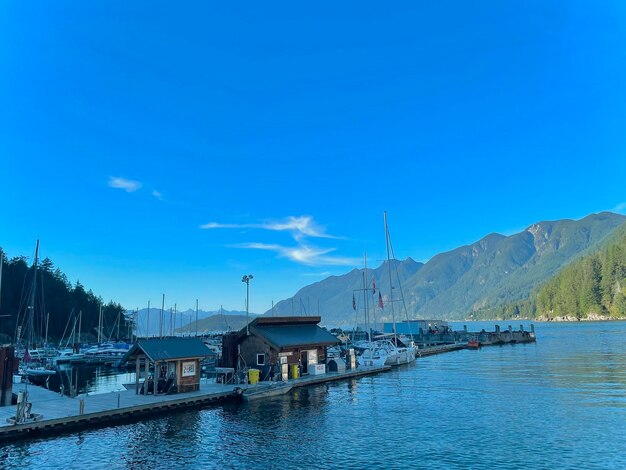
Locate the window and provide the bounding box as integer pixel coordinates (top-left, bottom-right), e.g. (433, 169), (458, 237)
(257, 353), (265, 366)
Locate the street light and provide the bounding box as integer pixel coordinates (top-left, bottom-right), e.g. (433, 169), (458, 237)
(242, 274), (253, 335)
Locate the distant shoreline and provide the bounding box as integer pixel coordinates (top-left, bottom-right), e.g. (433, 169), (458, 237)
(536, 315), (626, 322)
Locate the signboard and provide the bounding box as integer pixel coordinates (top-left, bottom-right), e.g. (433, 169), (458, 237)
(310, 364), (326, 376)
(182, 361), (196, 377)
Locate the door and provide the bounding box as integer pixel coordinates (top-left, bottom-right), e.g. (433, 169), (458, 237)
(300, 351), (308, 374)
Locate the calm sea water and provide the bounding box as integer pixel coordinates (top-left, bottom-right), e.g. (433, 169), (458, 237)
(2, 321), (626, 469)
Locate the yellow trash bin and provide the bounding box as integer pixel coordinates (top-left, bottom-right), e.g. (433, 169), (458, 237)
(290, 364), (299, 379)
(248, 368), (260, 385)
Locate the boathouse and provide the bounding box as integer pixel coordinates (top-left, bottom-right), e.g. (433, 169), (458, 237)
(123, 338), (214, 395)
(223, 316), (340, 381)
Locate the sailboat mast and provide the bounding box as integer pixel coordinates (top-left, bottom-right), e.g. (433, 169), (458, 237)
(362, 253), (370, 343)
(160, 294), (165, 338)
(146, 300), (150, 338)
(195, 299), (199, 337)
(384, 212), (397, 339)
(27, 240), (40, 352)
(98, 304), (102, 343)
(0, 249), (3, 319)
(116, 309), (120, 339)
(45, 312), (49, 348)
(78, 310), (82, 346)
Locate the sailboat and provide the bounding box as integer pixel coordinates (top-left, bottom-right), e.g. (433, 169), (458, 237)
(354, 253), (396, 367)
(16, 241), (56, 381)
(379, 211), (417, 366)
(53, 310), (86, 366)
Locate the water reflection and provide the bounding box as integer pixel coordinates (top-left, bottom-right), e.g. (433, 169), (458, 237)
(46, 364), (135, 396)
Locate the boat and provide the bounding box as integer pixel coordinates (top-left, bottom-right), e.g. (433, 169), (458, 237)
(53, 310), (86, 365)
(15, 241), (56, 382)
(352, 253), (387, 367)
(377, 212), (417, 366)
(467, 340), (481, 349)
(242, 382), (293, 401)
(52, 348), (85, 365)
(82, 342), (131, 365)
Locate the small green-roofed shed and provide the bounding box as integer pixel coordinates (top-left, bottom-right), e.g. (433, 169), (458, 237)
(124, 337), (214, 395)
(124, 337), (215, 362)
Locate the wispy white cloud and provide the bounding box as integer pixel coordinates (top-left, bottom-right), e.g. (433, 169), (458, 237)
(204, 215), (355, 267)
(152, 190), (163, 201)
(232, 242), (358, 267)
(200, 215), (340, 240)
(611, 202), (626, 214)
(108, 176), (142, 193)
(301, 271), (332, 277)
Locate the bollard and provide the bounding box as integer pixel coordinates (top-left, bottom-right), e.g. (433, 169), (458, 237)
(495, 325), (500, 333)
(79, 399), (85, 415)
(117, 393), (121, 409)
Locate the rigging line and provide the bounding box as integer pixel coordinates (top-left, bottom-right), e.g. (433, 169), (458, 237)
(59, 308), (74, 349)
(387, 228), (414, 338)
(15, 265), (32, 344)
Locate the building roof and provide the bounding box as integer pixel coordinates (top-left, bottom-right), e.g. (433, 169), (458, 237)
(252, 324), (339, 349)
(123, 337), (215, 363)
(237, 316), (339, 350)
(248, 316), (323, 327)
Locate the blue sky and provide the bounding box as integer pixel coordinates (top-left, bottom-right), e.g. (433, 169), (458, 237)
(1, 2), (625, 314)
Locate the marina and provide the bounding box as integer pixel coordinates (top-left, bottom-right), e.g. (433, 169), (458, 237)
(0, 322), (535, 442)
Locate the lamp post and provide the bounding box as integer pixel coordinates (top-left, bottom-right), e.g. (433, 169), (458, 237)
(242, 274), (253, 335)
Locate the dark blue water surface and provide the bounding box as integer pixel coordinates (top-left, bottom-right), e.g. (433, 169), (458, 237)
(2, 321), (626, 469)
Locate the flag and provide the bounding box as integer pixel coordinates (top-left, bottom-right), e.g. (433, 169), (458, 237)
(372, 277), (376, 295)
(352, 293), (356, 311)
(378, 292), (384, 309)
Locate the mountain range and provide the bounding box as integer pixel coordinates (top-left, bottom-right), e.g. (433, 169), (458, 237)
(133, 307), (256, 336)
(266, 212), (626, 325)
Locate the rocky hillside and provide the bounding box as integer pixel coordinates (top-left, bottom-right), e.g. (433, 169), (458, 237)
(266, 212), (626, 324)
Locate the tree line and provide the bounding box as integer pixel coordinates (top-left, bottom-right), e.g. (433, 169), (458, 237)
(536, 224), (626, 319)
(0, 249), (130, 345)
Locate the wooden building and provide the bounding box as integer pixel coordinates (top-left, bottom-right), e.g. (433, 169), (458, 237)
(123, 338), (214, 394)
(223, 316), (340, 381)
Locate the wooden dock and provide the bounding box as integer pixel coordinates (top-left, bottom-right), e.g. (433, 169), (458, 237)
(417, 343), (467, 357)
(0, 365), (390, 442)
